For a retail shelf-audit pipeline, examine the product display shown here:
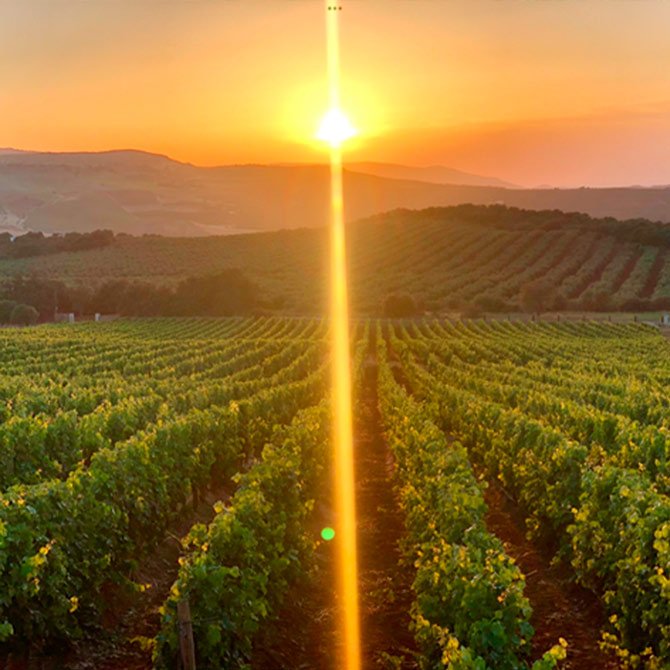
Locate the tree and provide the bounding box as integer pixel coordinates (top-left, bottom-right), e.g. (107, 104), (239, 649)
(475, 295), (513, 313)
(520, 281), (556, 314)
(3, 276), (66, 319)
(461, 302), (484, 319)
(171, 269), (259, 316)
(0, 300), (17, 323)
(579, 289), (612, 312)
(9, 304), (39, 326)
(551, 292), (568, 312)
(383, 293), (419, 318)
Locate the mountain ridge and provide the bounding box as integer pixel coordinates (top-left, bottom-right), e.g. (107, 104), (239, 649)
(2, 149), (670, 237)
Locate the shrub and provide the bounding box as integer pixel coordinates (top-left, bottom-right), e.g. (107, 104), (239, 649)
(0, 299), (17, 323)
(9, 304), (39, 326)
(383, 292), (419, 318)
(460, 303), (484, 319)
(579, 290), (613, 312)
(475, 295), (513, 313)
(520, 281), (556, 314)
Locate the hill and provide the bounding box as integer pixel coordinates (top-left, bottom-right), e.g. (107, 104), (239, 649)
(4, 204), (670, 314)
(3, 149), (670, 237)
(347, 162), (520, 188)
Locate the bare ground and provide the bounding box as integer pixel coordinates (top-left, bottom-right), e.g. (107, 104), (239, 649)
(254, 355), (417, 669)
(483, 480), (621, 669)
(356, 360), (417, 669)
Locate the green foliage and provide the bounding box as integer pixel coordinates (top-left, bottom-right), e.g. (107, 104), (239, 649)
(376, 330), (560, 669)
(0, 317), (328, 646)
(4, 205), (670, 313)
(154, 405), (330, 668)
(0, 230), (114, 259)
(392, 318), (670, 666)
(519, 281), (556, 314)
(153, 324), (372, 667)
(383, 292), (420, 318)
(4, 314), (670, 669)
(9, 303), (38, 325)
(0, 269), (261, 318)
(570, 467), (670, 662)
(0, 299), (17, 322)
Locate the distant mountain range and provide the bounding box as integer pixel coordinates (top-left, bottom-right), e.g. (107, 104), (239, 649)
(346, 162), (520, 188)
(2, 148), (670, 236)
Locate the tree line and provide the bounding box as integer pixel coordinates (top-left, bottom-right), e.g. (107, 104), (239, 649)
(0, 230), (115, 259)
(0, 270), (261, 322)
(366, 204), (670, 247)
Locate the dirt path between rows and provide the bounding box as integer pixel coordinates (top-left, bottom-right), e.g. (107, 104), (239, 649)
(483, 481), (621, 669)
(251, 501), (338, 670)
(254, 355), (417, 669)
(65, 486), (232, 670)
(391, 336), (623, 669)
(356, 357), (417, 669)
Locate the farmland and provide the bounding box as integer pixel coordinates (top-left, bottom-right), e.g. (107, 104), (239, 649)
(4, 205), (670, 314)
(0, 317), (668, 669)
(0, 317), (328, 666)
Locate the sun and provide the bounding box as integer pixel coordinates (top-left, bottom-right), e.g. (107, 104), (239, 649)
(316, 108), (357, 147)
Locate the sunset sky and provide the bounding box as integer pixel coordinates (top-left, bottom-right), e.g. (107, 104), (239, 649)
(2, 0), (670, 187)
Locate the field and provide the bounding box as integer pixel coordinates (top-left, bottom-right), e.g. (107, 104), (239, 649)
(0, 317), (328, 667)
(5, 205), (670, 314)
(0, 317), (668, 669)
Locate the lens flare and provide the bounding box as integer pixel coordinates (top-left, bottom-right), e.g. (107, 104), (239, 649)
(321, 527), (336, 541)
(320, 3), (361, 670)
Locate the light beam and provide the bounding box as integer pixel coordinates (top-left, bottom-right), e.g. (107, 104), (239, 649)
(320, 3), (361, 670)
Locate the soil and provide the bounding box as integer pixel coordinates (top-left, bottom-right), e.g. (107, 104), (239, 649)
(482, 480), (621, 669)
(251, 540), (339, 670)
(611, 248), (644, 295)
(254, 354), (417, 669)
(640, 248), (667, 299)
(569, 243), (621, 300)
(355, 358), (417, 669)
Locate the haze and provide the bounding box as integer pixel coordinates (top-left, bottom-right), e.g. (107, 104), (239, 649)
(2, 0), (670, 187)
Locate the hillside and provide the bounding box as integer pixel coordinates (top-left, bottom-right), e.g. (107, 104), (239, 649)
(343, 162), (520, 188)
(4, 204), (670, 313)
(4, 150), (670, 237)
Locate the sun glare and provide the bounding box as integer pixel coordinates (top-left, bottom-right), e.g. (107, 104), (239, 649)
(317, 108), (357, 147)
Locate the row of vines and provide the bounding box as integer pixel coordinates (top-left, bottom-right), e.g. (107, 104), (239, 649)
(386, 319), (669, 669)
(2, 316), (669, 669)
(0, 317), (330, 652)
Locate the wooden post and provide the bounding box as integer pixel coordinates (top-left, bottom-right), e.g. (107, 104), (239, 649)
(178, 599), (197, 670)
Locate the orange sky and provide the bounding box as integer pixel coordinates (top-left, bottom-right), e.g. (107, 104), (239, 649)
(2, 0), (670, 187)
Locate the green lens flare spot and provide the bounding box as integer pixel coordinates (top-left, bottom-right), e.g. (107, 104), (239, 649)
(321, 527), (336, 541)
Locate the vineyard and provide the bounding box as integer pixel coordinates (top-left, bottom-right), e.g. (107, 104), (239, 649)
(379, 319), (670, 669)
(0, 317), (668, 669)
(4, 205), (670, 313)
(0, 317), (330, 667)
